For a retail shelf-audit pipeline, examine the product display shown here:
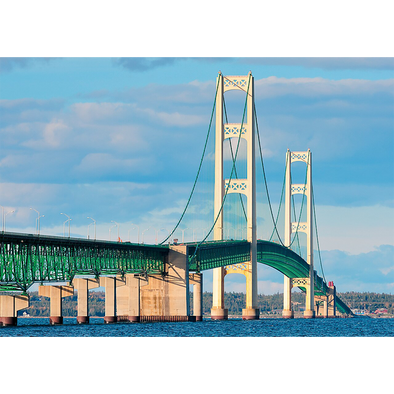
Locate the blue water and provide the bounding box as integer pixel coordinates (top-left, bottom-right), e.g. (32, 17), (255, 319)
(1, 316), (393, 337)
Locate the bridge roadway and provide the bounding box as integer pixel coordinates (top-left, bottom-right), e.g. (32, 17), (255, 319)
(0, 232), (351, 315)
(0, 232), (167, 292)
(188, 240), (351, 315)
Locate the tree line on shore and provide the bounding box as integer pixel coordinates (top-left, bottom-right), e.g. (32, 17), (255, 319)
(19, 290), (394, 316)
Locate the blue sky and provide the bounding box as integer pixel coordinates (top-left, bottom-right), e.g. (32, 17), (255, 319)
(1, 56), (393, 296)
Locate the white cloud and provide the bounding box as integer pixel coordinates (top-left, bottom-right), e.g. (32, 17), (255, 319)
(380, 266), (394, 276)
(315, 205), (394, 253)
(134, 106), (205, 127)
(148, 204), (188, 217)
(109, 127), (147, 150)
(320, 245), (394, 291)
(70, 102), (130, 123)
(257, 281), (284, 295)
(33, 119), (70, 148)
(74, 153), (153, 176)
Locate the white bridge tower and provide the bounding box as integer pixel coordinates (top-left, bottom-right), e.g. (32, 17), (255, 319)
(283, 149), (315, 318)
(211, 72), (259, 320)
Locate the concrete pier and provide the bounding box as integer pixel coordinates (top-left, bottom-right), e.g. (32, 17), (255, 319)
(115, 246), (196, 323)
(190, 273), (203, 321)
(282, 309), (294, 319)
(38, 285), (74, 324)
(211, 267), (228, 320)
(138, 244), (191, 321)
(242, 308), (260, 320)
(328, 282), (337, 317)
(99, 276), (126, 323)
(304, 310), (315, 319)
(282, 276), (294, 318)
(116, 274), (147, 322)
(211, 306), (229, 320)
(73, 278), (99, 324)
(0, 294), (29, 326)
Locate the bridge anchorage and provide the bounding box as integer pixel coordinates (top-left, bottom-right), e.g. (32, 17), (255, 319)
(0, 72), (352, 326)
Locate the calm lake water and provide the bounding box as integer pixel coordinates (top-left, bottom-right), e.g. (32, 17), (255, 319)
(1, 316), (393, 337)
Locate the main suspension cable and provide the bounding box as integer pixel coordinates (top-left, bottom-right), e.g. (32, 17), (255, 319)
(254, 102), (286, 246)
(160, 77), (221, 245)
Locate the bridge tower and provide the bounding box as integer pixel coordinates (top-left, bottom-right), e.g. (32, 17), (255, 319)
(283, 149), (315, 318)
(211, 72), (259, 320)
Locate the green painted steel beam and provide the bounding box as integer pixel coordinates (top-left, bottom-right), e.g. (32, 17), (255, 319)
(0, 232), (352, 315)
(188, 239), (351, 314)
(0, 232), (168, 291)
(188, 240), (250, 272)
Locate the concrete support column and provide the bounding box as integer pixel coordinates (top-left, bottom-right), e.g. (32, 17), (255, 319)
(242, 263), (259, 320)
(190, 273), (203, 321)
(323, 298), (328, 317)
(73, 278), (99, 324)
(282, 277), (294, 318)
(304, 291), (315, 318)
(100, 277), (124, 323)
(127, 274), (141, 322)
(138, 245), (190, 321)
(328, 283), (337, 317)
(314, 296), (327, 317)
(211, 267), (228, 320)
(39, 285), (74, 324)
(103, 277), (116, 323)
(116, 274), (143, 322)
(0, 294), (29, 326)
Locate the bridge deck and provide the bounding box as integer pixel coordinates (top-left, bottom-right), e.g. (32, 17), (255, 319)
(188, 240), (351, 315)
(0, 232), (168, 292)
(1, 232), (351, 315)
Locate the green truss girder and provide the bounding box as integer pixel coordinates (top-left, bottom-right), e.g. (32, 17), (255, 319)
(188, 239), (351, 315)
(0, 233), (352, 315)
(188, 240), (251, 272)
(0, 232), (168, 292)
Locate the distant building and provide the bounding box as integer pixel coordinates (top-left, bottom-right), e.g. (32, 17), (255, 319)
(374, 308), (388, 314)
(351, 309), (368, 315)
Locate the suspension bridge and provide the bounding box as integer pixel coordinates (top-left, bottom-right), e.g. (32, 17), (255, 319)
(0, 72), (352, 326)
